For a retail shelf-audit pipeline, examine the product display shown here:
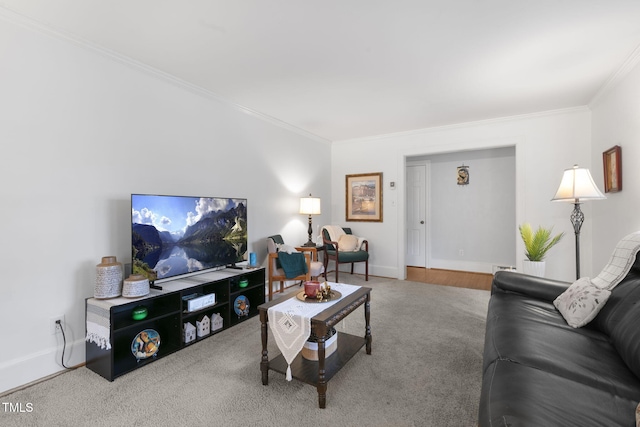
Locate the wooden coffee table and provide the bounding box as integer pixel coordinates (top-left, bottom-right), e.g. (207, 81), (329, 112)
(258, 286), (372, 408)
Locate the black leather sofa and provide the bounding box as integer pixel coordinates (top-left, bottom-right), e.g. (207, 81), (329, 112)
(479, 256), (640, 427)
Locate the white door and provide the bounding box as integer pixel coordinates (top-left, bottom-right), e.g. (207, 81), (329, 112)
(406, 163), (427, 267)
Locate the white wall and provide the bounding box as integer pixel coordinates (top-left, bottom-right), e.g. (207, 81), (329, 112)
(332, 108), (593, 282)
(410, 147), (516, 273)
(0, 15), (331, 393)
(590, 61), (640, 267)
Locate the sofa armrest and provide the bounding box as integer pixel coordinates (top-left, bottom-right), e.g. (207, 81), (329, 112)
(492, 271), (570, 302)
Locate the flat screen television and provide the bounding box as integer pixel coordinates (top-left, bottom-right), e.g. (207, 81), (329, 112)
(131, 194), (247, 282)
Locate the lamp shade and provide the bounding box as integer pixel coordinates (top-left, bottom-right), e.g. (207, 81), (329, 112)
(551, 165), (606, 202)
(299, 195), (321, 215)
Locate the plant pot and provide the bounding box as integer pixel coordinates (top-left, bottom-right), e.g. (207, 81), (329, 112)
(523, 260), (546, 277)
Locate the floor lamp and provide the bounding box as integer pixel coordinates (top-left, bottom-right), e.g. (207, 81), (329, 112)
(552, 165), (606, 279)
(300, 194), (321, 247)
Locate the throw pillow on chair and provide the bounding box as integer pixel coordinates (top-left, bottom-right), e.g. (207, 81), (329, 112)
(338, 234), (359, 252)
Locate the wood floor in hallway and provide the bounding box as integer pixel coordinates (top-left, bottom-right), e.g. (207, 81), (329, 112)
(406, 266), (493, 291)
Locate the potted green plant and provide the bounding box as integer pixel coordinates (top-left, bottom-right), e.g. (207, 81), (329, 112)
(519, 223), (564, 277)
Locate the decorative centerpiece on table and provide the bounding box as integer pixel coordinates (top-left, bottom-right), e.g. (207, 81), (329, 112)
(519, 223), (564, 277)
(300, 281), (340, 302)
(299, 281), (341, 359)
(314, 282), (332, 301)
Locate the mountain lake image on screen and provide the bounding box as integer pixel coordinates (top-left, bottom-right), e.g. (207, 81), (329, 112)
(131, 194), (247, 282)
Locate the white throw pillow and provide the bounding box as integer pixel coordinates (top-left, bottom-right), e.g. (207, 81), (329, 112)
(338, 234), (359, 252)
(553, 277), (611, 328)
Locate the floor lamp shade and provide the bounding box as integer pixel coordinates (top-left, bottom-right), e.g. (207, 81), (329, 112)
(300, 194), (321, 246)
(552, 165), (606, 202)
(552, 165), (605, 279)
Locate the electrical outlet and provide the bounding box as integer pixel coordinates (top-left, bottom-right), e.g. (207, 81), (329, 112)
(50, 315), (65, 335)
(459, 249), (464, 256)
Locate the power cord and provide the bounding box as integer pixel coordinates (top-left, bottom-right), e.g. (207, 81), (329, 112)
(55, 320), (71, 369)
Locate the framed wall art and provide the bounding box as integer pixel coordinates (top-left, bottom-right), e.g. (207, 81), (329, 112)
(603, 145), (622, 193)
(457, 165), (469, 185)
(345, 172), (383, 222)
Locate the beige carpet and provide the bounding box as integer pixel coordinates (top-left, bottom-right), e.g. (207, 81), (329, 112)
(0, 275), (490, 427)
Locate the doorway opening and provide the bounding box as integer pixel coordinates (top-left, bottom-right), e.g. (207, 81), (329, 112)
(405, 147), (516, 280)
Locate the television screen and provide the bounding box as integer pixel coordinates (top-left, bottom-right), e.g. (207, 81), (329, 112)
(131, 194), (247, 282)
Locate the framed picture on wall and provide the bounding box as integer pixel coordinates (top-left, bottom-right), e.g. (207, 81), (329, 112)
(603, 145), (622, 193)
(346, 172), (383, 222)
(457, 165), (470, 185)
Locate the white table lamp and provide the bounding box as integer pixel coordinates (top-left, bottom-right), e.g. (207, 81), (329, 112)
(300, 194), (321, 247)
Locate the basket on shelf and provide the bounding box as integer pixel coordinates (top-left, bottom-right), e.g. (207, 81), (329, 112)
(302, 327), (338, 360)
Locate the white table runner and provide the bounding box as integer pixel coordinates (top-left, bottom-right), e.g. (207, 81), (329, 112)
(86, 298), (115, 350)
(267, 282), (360, 380)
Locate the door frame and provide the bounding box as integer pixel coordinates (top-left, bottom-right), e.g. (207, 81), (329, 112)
(396, 139), (522, 280)
(406, 160), (431, 269)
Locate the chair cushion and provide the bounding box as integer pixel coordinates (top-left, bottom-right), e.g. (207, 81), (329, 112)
(326, 249), (369, 263)
(592, 255), (640, 335)
(483, 291), (640, 399)
(480, 359), (640, 427)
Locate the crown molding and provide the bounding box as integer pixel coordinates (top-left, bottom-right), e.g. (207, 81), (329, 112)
(334, 106), (590, 145)
(0, 6), (331, 145)
(589, 42), (640, 107)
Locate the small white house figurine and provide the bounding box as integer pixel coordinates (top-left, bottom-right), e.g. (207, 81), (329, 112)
(211, 313), (223, 332)
(196, 314), (210, 338)
(183, 322), (196, 344)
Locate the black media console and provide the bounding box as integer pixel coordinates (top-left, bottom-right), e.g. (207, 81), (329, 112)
(85, 267), (265, 381)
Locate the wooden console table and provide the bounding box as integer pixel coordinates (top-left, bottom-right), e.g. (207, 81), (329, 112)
(258, 286), (372, 408)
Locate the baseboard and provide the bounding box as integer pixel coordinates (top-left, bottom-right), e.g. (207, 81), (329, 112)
(327, 264), (397, 280)
(427, 267), (493, 276)
(0, 337), (85, 395)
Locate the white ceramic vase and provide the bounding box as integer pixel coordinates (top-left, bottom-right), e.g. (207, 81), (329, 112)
(122, 274), (150, 298)
(522, 260), (546, 277)
(95, 256), (123, 299)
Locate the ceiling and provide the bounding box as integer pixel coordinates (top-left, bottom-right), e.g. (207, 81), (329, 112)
(3, 1), (640, 142)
